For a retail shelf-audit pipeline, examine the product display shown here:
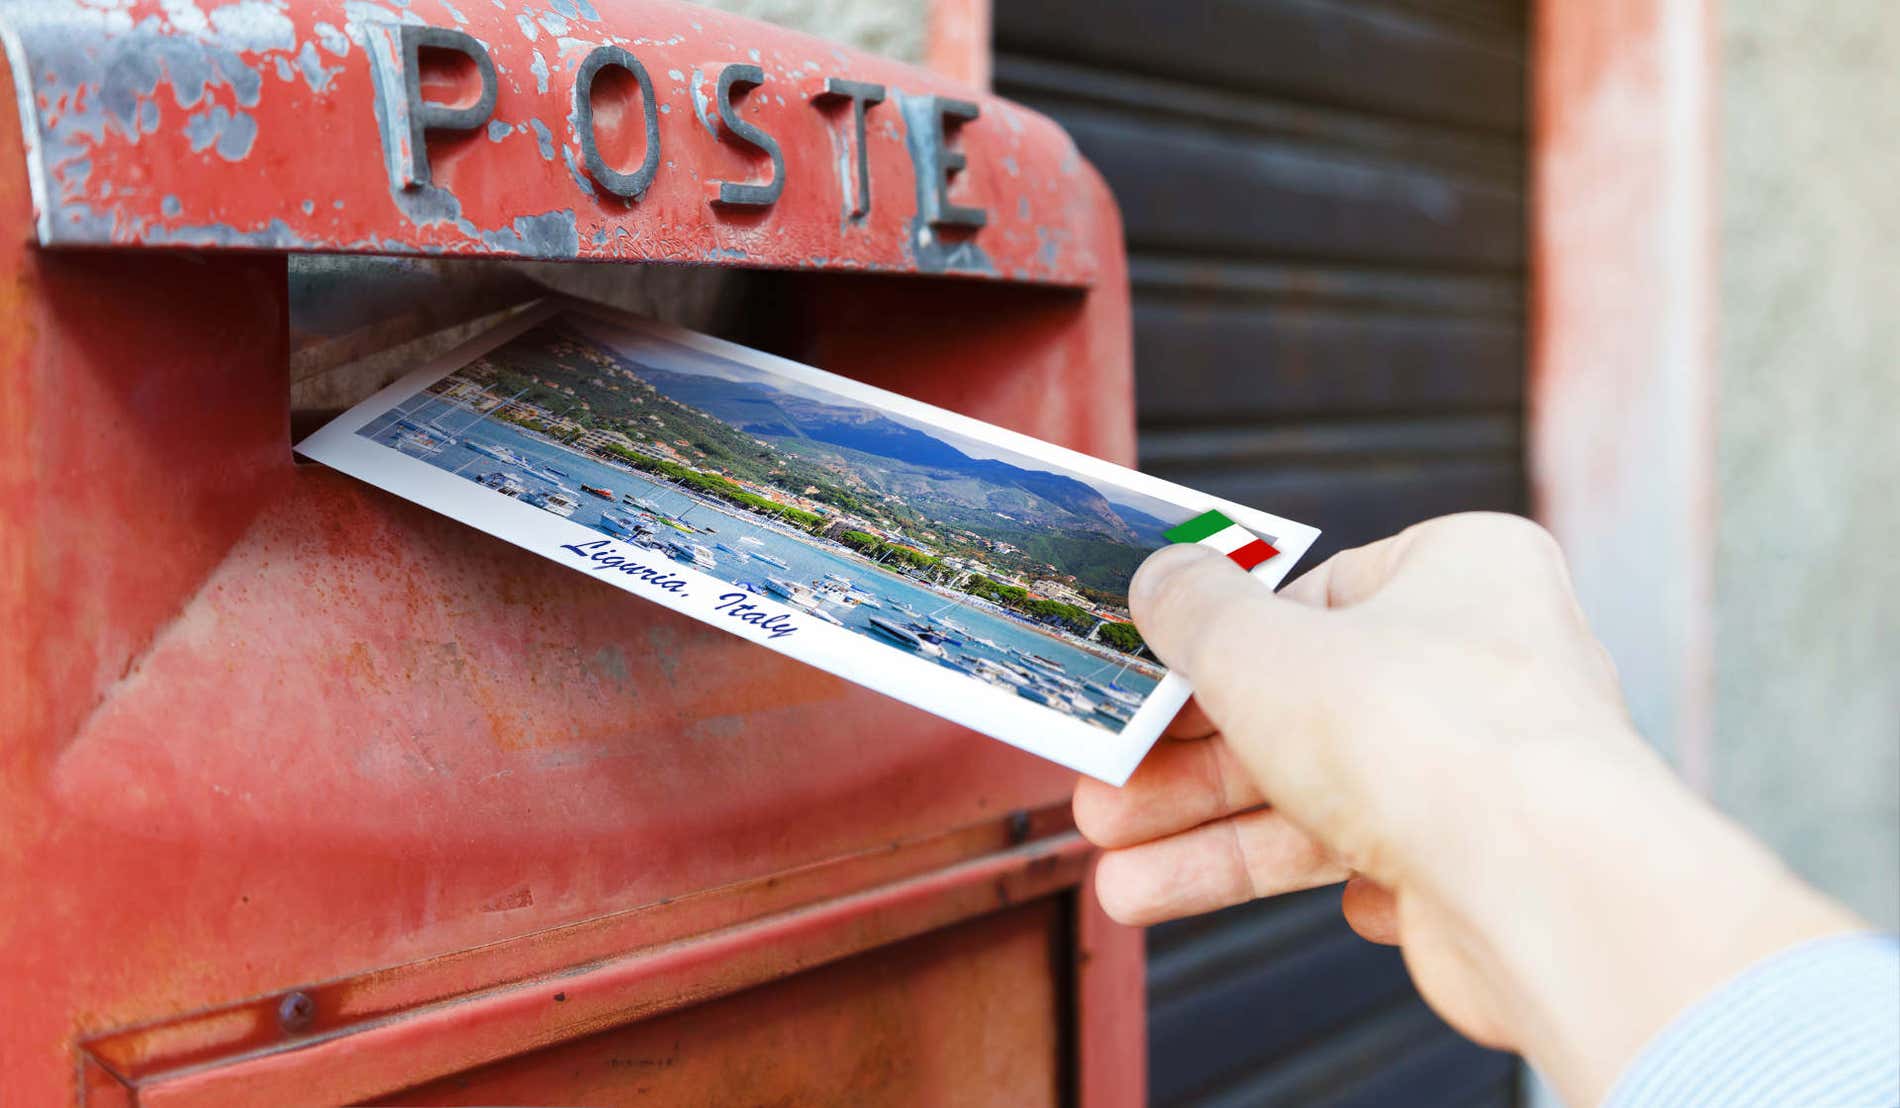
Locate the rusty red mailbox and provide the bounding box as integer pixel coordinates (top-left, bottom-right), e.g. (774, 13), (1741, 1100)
(0, 1), (1141, 1104)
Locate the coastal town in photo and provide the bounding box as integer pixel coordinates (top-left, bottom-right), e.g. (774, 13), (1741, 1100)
(356, 315), (1190, 734)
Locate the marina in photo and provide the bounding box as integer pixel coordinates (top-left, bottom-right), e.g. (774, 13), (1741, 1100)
(352, 315), (1246, 735)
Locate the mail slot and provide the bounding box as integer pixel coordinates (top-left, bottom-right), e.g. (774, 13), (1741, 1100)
(0, 2), (1141, 1104)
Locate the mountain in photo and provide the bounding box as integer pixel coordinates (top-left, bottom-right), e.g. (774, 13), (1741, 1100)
(638, 366), (1149, 544)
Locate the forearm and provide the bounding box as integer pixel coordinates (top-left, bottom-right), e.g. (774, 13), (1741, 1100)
(1439, 731), (1866, 1105)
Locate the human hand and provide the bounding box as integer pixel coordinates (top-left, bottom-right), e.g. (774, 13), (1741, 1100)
(1075, 513), (1859, 1104)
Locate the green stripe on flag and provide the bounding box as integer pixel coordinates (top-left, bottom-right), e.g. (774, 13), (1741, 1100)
(1165, 509), (1234, 545)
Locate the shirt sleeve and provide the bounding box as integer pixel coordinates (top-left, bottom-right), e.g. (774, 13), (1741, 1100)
(1604, 932), (1900, 1108)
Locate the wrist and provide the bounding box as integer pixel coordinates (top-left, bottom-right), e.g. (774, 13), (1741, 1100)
(1449, 731), (1863, 1105)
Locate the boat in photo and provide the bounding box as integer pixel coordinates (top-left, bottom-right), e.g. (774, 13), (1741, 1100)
(738, 535), (766, 547)
(598, 510), (652, 541)
(762, 576), (822, 609)
(968, 657), (1032, 688)
(525, 489), (580, 518)
(750, 551), (790, 570)
(921, 618), (966, 646)
(1084, 681), (1145, 712)
(906, 623), (961, 653)
(393, 426), (449, 453)
(581, 484), (616, 500)
(1018, 654), (1075, 685)
(664, 541), (717, 570)
(477, 470), (527, 498)
(1093, 699), (1135, 725)
(713, 542), (750, 559)
(816, 574), (868, 606)
(464, 440), (523, 464)
(1058, 687), (1098, 715)
(806, 606), (844, 626)
(865, 616), (945, 658)
(1015, 683), (1074, 714)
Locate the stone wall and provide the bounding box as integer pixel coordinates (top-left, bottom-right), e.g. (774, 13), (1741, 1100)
(1715, 1), (1900, 928)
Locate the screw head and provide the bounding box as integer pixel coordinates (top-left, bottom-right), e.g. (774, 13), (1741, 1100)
(277, 991), (315, 1034)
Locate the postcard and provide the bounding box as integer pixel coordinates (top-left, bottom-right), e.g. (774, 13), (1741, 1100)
(295, 301), (1319, 785)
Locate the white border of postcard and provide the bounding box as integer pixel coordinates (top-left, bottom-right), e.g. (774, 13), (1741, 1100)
(295, 300), (1320, 785)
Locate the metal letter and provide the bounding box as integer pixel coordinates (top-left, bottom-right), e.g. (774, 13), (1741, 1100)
(708, 64), (784, 207)
(911, 96), (986, 230)
(573, 45), (662, 201)
(381, 24), (497, 189)
(811, 77), (886, 220)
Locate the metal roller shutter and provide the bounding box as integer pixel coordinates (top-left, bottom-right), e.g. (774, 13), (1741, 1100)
(996, 2), (1528, 1104)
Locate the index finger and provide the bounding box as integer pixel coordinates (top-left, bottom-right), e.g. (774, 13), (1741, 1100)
(1074, 727), (1264, 849)
(1164, 696), (1217, 741)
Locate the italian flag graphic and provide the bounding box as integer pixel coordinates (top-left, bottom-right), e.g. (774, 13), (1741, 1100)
(1164, 509), (1280, 571)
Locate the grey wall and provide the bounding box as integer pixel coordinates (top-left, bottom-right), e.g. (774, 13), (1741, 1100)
(691, 0), (928, 63)
(1715, 1), (1900, 929)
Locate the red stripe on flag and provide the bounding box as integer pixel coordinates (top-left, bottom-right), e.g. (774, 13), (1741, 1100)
(1226, 538), (1278, 571)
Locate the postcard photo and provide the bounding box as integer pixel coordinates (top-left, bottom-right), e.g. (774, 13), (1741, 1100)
(298, 301), (1319, 784)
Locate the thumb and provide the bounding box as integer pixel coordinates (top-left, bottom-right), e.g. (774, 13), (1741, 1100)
(1129, 543), (1335, 727)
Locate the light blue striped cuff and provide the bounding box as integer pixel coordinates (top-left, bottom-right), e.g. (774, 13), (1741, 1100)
(1605, 932), (1900, 1108)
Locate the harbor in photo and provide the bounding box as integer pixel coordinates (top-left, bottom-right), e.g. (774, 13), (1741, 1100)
(354, 317), (1214, 735)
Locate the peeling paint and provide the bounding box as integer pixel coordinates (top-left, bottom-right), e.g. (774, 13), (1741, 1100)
(145, 215), (311, 249)
(314, 21), (351, 56)
(530, 48), (550, 93)
(479, 208), (579, 253)
(527, 117), (555, 160)
(689, 67), (716, 137)
(561, 145), (595, 197)
(207, 1), (297, 54)
(183, 105), (258, 161)
(486, 119), (512, 141)
(296, 40), (338, 91)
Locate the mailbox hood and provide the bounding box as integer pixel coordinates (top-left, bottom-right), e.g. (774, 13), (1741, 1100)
(0, 0), (1106, 285)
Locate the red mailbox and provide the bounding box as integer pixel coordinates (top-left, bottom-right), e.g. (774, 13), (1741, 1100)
(0, 1), (1140, 1105)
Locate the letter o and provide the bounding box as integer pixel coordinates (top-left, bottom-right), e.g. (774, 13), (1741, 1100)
(573, 44), (661, 200)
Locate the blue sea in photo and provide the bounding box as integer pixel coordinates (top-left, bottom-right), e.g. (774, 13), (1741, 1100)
(360, 391), (1165, 735)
